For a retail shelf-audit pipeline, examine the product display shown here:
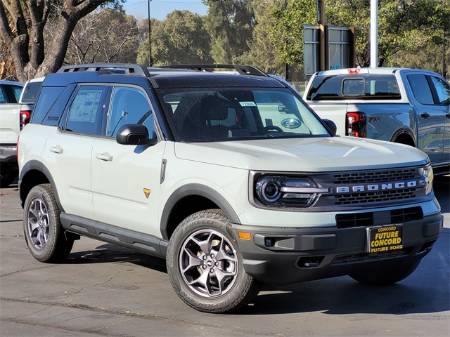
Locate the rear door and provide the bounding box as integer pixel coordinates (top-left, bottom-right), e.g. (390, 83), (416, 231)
(47, 85), (110, 218)
(406, 74), (445, 164)
(91, 84), (165, 237)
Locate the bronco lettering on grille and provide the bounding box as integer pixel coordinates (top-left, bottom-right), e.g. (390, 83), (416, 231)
(335, 179), (424, 194)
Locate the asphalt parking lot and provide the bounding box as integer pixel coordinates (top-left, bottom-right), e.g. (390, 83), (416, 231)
(0, 178), (449, 337)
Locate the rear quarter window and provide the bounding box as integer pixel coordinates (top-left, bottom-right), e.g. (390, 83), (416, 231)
(20, 81), (43, 104)
(307, 74), (401, 100)
(31, 86), (69, 125)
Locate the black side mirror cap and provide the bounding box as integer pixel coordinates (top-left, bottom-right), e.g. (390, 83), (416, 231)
(323, 119), (337, 136)
(116, 124), (155, 145)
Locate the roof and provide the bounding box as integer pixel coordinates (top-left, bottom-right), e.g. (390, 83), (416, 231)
(0, 80), (23, 86)
(316, 67), (442, 77)
(149, 72), (285, 89)
(44, 68), (286, 89)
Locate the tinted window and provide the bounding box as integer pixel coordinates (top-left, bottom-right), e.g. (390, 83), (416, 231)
(66, 86), (107, 135)
(106, 87), (151, 137)
(307, 74), (400, 100)
(407, 74), (434, 105)
(159, 88), (329, 142)
(31, 86), (65, 124)
(12, 85), (23, 102)
(21, 81), (42, 104)
(430, 76), (449, 105)
(0, 86), (6, 103)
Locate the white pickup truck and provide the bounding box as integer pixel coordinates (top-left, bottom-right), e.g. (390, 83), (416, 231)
(303, 68), (450, 174)
(0, 80), (23, 186)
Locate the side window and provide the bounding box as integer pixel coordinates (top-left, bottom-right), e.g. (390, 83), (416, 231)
(430, 77), (449, 105)
(407, 74), (434, 105)
(66, 86), (107, 136)
(106, 87), (152, 137)
(0, 86), (7, 103)
(12, 85), (23, 102)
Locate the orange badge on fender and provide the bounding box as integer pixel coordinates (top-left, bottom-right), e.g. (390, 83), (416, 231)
(143, 188), (151, 199)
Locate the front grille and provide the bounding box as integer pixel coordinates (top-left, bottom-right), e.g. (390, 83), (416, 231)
(335, 188), (417, 205)
(335, 206), (424, 228)
(332, 249), (412, 265)
(391, 206), (423, 223)
(336, 212), (373, 228)
(333, 167), (417, 184)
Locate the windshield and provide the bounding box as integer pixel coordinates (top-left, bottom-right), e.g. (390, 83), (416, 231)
(157, 88), (330, 142)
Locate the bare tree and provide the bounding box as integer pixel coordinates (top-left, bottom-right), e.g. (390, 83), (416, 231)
(0, 0), (117, 82)
(66, 8), (139, 64)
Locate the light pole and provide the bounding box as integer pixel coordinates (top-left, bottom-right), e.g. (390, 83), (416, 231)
(147, 0), (153, 66)
(370, 0), (378, 68)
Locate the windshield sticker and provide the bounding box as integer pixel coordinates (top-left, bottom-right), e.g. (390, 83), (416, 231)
(239, 101), (257, 107)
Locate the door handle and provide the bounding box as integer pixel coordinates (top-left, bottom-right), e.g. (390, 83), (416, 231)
(50, 145), (63, 154)
(420, 113), (430, 119)
(96, 152), (113, 161)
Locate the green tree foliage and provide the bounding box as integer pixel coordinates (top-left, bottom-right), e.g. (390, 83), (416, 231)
(203, 0), (255, 63)
(327, 0), (449, 70)
(137, 10), (213, 66)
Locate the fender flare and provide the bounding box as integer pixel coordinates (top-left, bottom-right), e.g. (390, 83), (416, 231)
(19, 160), (63, 210)
(160, 183), (241, 240)
(390, 128), (416, 146)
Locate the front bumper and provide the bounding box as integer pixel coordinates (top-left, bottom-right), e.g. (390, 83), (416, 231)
(230, 213), (442, 285)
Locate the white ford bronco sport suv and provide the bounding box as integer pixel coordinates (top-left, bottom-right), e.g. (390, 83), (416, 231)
(18, 64), (442, 313)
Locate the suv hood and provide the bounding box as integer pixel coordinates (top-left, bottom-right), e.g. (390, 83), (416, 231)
(174, 137), (428, 172)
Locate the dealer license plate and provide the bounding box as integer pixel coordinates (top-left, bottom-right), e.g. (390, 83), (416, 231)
(366, 224), (403, 254)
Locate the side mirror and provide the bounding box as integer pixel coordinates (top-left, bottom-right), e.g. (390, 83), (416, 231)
(116, 124), (155, 145)
(323, 119), (337, 136)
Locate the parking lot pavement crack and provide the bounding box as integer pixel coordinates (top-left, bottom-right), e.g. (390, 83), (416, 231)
(0, 296), (280, 337)
(0, 264), (60, 278)
(0, 317), (134, 337)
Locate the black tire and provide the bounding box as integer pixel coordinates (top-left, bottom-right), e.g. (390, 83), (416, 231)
(349, 259), (421, 286)
(23, 184), (74, 262)
(166, 209), (258, 313)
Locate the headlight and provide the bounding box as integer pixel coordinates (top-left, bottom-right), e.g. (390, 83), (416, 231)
(420, 164), (433, 195)
(254, 175), (328, 208)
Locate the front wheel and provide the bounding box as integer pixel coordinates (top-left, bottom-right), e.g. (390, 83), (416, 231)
(166, 209), (258, 313)
(349, 259), (420, 286)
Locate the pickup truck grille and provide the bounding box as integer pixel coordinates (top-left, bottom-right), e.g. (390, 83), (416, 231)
(333, 167), (417, 184)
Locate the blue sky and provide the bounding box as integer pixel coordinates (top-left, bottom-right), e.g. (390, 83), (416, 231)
(124, 0), (207, 20)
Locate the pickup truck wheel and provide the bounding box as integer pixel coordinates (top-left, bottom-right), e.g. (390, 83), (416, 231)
(166, 209), (258, 313)
(349, 259), (420, 286)
(23, 184), (74, 262)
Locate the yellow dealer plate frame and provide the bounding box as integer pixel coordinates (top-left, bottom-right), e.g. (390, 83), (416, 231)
(366, 224), (404, 254)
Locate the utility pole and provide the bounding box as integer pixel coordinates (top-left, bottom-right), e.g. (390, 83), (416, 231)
(369, 0), (378, 68)
(147, 0), (153, 66)
(317, 0), (327, 71)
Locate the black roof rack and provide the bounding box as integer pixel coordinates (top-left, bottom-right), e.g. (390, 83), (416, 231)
(162, 64), (267, 77)
(58, 63), (150, 76)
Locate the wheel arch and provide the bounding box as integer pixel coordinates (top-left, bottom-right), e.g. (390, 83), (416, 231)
(391, 128), (416, 147)
(160, 184), (241, 240)
(19, 160), (62, 210)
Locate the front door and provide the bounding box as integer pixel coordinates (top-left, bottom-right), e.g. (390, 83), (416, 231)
(91, 85), (165, 237)
(406, 73), (446, 164)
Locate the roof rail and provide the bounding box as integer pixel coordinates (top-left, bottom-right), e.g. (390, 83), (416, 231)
(162, 64), (267, 76)
(58, 63), (150, 76)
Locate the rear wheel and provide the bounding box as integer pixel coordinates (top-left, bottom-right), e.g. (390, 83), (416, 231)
(349, 259), (420, 286)
(23, 184), (74, 262)
(166, 209), (258, 313)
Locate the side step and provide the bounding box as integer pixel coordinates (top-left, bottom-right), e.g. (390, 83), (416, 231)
(60, 213), (167, 258)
